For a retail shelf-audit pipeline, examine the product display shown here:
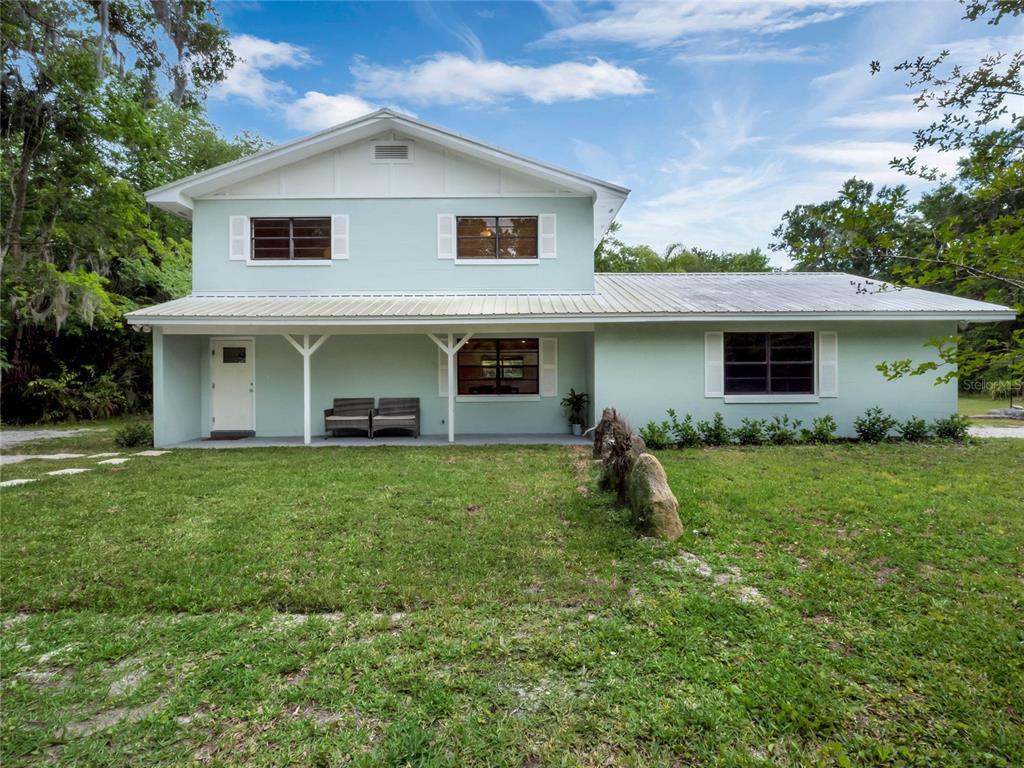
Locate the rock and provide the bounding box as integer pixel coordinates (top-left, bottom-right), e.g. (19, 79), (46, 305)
(626, 454), (683, 541)
(591, 407), (620, 458)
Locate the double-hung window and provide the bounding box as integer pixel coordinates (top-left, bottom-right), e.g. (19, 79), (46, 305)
(251, 217), (331, 260)
(457, 339), (539, 395)
(456, 216), (538, 260)
(724, 332), (815, 395)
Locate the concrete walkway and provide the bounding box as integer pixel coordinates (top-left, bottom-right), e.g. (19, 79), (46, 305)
(969, 425), (1024, 439)
(0, 428), (98, 449)
(170, 434), (590, 449)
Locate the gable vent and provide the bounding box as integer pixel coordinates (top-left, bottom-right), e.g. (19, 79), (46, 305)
(373, 143), (411, 162)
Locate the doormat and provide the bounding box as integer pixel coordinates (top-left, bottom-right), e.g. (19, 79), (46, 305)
(208, 430), (255, 440)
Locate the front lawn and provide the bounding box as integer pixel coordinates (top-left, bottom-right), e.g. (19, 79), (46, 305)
(2, 441), (1022, 766)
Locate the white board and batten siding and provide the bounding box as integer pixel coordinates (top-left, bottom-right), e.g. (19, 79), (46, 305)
(704, 331), (839, 398)
(439, 337), (558, 398)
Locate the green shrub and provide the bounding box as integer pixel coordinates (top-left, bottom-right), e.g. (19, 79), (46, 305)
(898, 416), (931, 442)
(697, 412), (731, 446)
(766, 415), (802, 445)
(114, 422), (154, 449)
(854, 406), (896, 442)
(667, 409), (700, 447)
(733, 418), (767, 445)
(26, 365), (127, 422)
(801, 415), (838, 444)
(933, 413), (971, 442)
(638, 420), (672, 450)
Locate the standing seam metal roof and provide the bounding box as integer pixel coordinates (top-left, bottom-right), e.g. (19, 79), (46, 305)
(124, 272), (1015, 322)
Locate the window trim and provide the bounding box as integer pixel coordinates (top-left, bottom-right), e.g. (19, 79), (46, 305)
(722, 331), (817, 397)
(455, 216), (539, 261)
(250, 216), (332, 262)
(456, 337), (540, 397)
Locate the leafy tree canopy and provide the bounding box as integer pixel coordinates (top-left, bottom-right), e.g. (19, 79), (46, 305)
(596, 221), (775, 274)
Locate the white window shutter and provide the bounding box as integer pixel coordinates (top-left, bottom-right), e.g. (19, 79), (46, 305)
(539, 214), (556, 259)
(229, 215), (249, 261)
(704, 332), (724, 397)
(331, 214), (349, 260)
(818, 331), (839, 397)
(437, 214), (455, 259)
(540, 337), (558, 397)
(438, 348), (449, 397)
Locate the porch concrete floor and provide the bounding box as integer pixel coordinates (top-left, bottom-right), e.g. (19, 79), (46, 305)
(169, 433), (591, 449)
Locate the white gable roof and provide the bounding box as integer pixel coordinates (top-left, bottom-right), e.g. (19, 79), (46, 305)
(125, 272), (1015, 326)
(146, 108), (630, 246)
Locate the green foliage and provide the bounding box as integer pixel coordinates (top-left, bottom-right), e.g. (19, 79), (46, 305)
(765, 415), (802, 445)
(26, 365), (127, 422)
(933, 413), (972, 441)
(1, 1), (264, 423)
(638, 420), (673, 450)
(559, 388), (590, 426)
(898, 416), (932, 442)
(114, 421), (154, 448)
(733, 418), (768, 446)
(775, 6), (1023, 387)
(697, 412), (732, 446)
(854, 407), (897, 442)
(595, 221), (774, 273)
(801, 415), (838, 444)
(666, 408), (701, 447)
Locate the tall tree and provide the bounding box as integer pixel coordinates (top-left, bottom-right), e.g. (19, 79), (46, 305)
(1, 1), (257, 422)
(596, 222), (774, 273)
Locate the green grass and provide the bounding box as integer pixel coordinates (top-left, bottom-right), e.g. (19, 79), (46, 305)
(2, 440), (1022, 766)
(0, 416), (149, 456)
(959, 393), (1020, 428)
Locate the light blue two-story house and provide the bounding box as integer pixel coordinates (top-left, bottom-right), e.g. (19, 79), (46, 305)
(127, 110), (1014, 447)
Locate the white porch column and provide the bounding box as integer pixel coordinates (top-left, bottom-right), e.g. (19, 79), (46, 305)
(284, 333), (330, 445)
(428, 332), (473, 443)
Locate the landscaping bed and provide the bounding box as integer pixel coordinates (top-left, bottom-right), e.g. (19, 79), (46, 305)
(2, 441), (1022, 766)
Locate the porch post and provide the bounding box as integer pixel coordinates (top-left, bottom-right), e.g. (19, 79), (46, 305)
(428, 332), (474, 444)
(284, 333), (331, 445)
(302, 334), (312, 445)
(447, 333), (455, 443)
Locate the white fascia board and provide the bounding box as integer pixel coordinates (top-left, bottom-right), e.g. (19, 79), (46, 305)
(125, 310), (1017, 326)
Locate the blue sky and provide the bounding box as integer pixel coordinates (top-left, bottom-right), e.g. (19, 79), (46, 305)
(207, 1), (1022, 266)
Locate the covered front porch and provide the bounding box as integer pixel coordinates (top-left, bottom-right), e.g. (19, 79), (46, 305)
(150, 326), (595, 448)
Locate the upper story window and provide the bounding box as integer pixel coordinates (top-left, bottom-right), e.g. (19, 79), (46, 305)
(251, 217), (331, 260)
(457, 338), (539, 395)
(724, 332), (815, 395)
(456, 216), (538, 260)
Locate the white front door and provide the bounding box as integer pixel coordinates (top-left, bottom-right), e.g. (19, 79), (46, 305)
(210, 339), (254, 432)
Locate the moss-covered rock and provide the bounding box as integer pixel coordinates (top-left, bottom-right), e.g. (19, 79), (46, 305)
(626, 453), (683, 541)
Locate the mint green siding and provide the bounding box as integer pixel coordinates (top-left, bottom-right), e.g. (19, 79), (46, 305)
(191, 197), (594, 293)
(157, 331), (590, 445)
(593, 321), (958, 435)
(152, 330), (202, 446)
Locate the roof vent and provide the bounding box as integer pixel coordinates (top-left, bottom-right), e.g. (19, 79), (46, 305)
(372, 142), (412, 162)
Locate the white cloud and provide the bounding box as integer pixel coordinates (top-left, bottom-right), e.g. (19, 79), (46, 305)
(352, 53), (649, 105)
(216, 34), (314, 107)
(675, 45), (821, 63)
(285, 92), (379, 132)
(542, 1), (876, 48)
(787, 140), (960, 177)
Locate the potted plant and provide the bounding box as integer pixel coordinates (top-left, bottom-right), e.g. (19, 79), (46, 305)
(560, 388), (590, 436)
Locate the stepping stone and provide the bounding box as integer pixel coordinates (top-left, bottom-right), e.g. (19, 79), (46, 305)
(46, 468), (93, 476)
(133, 450), (169, 457)
(34, 453), (84, 460)
(98, 458), (130, 465)
(0, 478), (36, 488)
(89, 452), (121, 458)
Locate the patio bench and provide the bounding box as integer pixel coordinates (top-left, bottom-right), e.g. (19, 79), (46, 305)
(371, 397), (420, 438)
(324, 398), (374, 437)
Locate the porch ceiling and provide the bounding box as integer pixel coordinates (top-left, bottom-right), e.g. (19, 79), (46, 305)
(125, 272), (1015, 326)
